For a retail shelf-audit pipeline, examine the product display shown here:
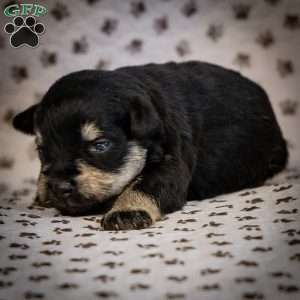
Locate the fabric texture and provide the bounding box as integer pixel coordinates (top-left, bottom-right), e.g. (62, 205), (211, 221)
(0, 0), (299, 299)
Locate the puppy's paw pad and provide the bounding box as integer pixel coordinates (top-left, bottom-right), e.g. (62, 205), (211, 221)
(102, 210), (153, 230)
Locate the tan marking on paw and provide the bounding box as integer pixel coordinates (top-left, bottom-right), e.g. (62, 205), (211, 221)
(35, 173), (52, 207)
(108, 186), (161, 224)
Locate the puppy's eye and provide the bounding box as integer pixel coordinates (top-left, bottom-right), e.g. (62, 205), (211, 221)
(91, 139), (112, 153)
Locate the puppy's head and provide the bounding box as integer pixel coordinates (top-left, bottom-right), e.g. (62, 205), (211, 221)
(13, 70), (163, 215)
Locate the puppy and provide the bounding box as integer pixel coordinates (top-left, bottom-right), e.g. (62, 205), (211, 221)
(13, 61), (288, 230)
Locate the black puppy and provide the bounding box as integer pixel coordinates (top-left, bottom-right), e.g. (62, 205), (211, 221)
(13, 61), (288, 230)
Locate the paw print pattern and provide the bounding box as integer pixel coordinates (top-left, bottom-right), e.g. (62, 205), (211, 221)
(51, 2), (70, 21)
(40, 50), (58, 67)
(130, 1), (146, 18)
(256, 30), (275, 48)
(0, 156), (14, 169)
(279, 99), (299, 115)
(176, 40), (191, 57)
(154, 16), (169, 34)
(0, 182), (300, 299)
(1, 1), (300, 299)
(233, 52), (251, 68)
(232, 4), (252, 20)
(284, 14), (300, 30)
(101, 18), (118, 35)
(181, 0), (198, 17)
(4, 16), (45, 48)
(207, 24), (224, 42)
(72, 36), (89, 54)
(11, 65), (28, 83)
(125, 38), (143, 54)
(277, 59), (294, 77)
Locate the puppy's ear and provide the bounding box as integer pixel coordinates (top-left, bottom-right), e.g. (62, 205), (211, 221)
(13, 104), (38, 135)
(129, 97), (162, 139)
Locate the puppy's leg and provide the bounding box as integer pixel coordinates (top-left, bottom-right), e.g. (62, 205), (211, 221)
(34, 173), (52, 207)
(102, 157), (192, 230)
(102, 182), (161, 230)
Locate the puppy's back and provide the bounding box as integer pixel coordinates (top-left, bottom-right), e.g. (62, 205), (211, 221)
(118, 61), (288, 198)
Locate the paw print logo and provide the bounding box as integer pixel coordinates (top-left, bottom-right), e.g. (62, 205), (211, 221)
(4, 16), (45, 48)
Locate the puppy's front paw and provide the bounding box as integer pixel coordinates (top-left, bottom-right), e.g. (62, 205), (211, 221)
(102, 210), (153, 231)
(33, 195), (52, 208)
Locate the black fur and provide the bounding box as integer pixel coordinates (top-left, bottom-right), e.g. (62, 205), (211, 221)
(13, 61), (288, 216)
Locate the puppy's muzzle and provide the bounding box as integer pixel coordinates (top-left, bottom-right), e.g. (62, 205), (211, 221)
(49, 180), (75, 199)
(48, 179), (101, 216)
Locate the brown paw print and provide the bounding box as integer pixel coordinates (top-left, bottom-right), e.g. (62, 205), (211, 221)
(72, 36), (89, 54)
(126, 38), (143, 54)
(290, 253), (300, 261)
(130, 1), (146, 18)
(256, 30), (275, 48)
(101, 18), (118, 35)
(277, 59), (294, 77)
(181, 0), (197, 17)
(51, 2), (70, 21)
(11, 65), (28, 83)
(237, 260), (259, 267)
(40, 50), (57, 67)
(201, 268), (221, 276)
(233, 4), (252, 20)
(176, 40), (191, 57)
(58, 282), (79, 289)
(24, 291), (44, 299)
(199, 283), (221, 291)
(234, 52), (251, 68)
(279, 99), (298, 115)
(252, 247), (273, 252)
(130, 283), (150, 290)
(284, 14), (300, 30)
(243, 292), (264, 299)
(278, 284), (299, 293)
(207, 24), (223, 42)
(0, 156), (14, 169)
(154, 16), (168, 34)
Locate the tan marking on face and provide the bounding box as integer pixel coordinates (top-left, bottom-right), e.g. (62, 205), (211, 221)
(75, 163), (114, 201)
(81, 122), (103, 141)
(35, 172), (52, 207)
(75, 141), (147, 202)
(109, 186), (161, 223)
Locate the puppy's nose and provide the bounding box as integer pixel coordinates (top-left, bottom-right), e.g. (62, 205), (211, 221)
(58, 181), (75, 195)
(51, 181), (75, 198)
